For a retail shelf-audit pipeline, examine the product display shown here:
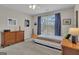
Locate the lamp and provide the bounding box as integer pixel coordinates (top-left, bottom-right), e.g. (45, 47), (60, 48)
(69, 28), (79, 44)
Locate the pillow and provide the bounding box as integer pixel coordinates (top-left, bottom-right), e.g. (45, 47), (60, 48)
(65, 34), (71, 39)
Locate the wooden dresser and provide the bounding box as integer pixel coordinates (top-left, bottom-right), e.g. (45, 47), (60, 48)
(61, 39), (79, 55)
(1, 31), (24, 47)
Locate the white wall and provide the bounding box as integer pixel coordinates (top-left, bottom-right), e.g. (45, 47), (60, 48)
(31, 16), (38, 34)
(32, 8), (74, 36)
(0, 5), (32, 43)
(61, 8), (74, 36)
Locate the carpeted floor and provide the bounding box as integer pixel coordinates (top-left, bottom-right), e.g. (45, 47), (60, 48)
(0, 38), (62, 55)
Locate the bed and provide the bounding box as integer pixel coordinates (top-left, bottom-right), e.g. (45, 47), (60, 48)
(32, 34), (63, 50)
(37, 34), (63, 43)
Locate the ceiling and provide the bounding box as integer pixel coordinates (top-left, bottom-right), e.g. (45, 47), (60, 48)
(1, 4), (74, 15)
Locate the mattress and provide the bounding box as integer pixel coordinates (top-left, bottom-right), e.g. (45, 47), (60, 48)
(33, 39), (61, 49)
(37, 34), (63, 43)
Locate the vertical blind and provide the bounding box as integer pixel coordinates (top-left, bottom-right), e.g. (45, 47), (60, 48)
(41, 15), (55, 35)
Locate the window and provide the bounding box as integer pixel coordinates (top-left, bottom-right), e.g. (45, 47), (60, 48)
(41, 15), (55, 35)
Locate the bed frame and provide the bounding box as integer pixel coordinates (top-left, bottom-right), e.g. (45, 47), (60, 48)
(33, 40), (61, 51)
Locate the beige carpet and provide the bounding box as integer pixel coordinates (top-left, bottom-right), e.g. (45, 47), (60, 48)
(0, 39), (62, 55)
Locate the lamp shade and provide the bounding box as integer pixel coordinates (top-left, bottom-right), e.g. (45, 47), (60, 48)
(69, 28), (79, 36)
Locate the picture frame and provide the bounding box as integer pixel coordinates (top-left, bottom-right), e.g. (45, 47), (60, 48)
(8, 18), (16, 26)
(63, 19), (71, 25)
(25, 20), (29, 27)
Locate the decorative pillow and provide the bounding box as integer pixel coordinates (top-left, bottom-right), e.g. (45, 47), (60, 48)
(65, 34), (71, 39)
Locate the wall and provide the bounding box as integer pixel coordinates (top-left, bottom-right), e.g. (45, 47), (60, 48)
(0, 5), (32, 45)
(31, 16), (38, 35)
(32, 8), (74, 36)
(61, 8), (74, 36)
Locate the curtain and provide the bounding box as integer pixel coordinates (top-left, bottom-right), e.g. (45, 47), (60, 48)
(72, 11), (78, 41)
(37, 16), (41, 35)
(55, 13), (61, 36)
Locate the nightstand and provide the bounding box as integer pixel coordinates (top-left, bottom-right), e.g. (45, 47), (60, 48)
(61, 39), (79, 55)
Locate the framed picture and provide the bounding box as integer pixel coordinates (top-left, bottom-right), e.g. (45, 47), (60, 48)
(25, 20), (29, 27)
(8, 18), (16, 26)
(63, 19), (71, 25)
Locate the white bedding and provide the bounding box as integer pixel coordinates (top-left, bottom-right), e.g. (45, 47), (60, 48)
(37, 34), (63, 43)
(32, 34), (63, 49)
(38, 34), (63, 41)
